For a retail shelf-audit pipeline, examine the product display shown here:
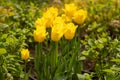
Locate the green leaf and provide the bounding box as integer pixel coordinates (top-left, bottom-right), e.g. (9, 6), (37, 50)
(97, 27), (104, 32)
(88, 39), (94, 46)
(77, 73), (91, 80)
(53, 74), (66, 80)
(92, 21), (97, 29)
(6, 37), (14, 43)
(98, 38), (107, 43)
(0, 23), (9, 31)
(104, 72), (116, 80)
(103, 69), (114, 73)
(7, 67), (17, 72)
(97, 43), (104, 49)
(1, 34), (8, 39)
(24, 68), (31, 80)
(78, 56), (86, 60)
(111, 59), (120, 64)
(81, 51), (89, 56)
(0, 48), (7, 56)
(5, 55), (18, 59)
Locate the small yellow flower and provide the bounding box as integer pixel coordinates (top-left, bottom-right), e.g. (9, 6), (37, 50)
(34, 27), (48, 43)
(8, 12), (14, 16)
(21, 49), (30, 60)
(51, 17), (65, 42)
(64, 23), (78, 40)
(73, 9), (87, 24)
(43, 7), (58, 28)
(0, 17), (5, 23)
(63, 3), (77, 18)
(1, 8), (8, 14)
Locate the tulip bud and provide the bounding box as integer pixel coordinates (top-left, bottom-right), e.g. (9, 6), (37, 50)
(34, 27), (48, 43)
(21, 49), (30, 60)
(64, 23), (78, 40)
(63, 3), (77, 18)
(73, 9), (87, 24)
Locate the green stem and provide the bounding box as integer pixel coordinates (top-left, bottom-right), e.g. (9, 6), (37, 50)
(50, 41), (58, 79)
(68, 36), (79, 76)
(0, 66), (4, 80)
(55, 42), (58, 65)
(0, 56), (4, 80)
(24, 60), (27, 74)
(35, 43), (43, 80)
(24, 60), (28, 80)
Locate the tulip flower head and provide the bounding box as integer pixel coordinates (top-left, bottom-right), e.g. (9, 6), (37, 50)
(34, 27), (48, 43)
(21, 49), (30, 60)
(43, 7), (58, 28)
(64, 23), (78, 40)
(53, 16), (65, 25)
(73, 9), (87, 24)
(35, 18), (46, 28)
(61, 14), (71, 23)
(51, 17), (65, 42)
(63, 3), (77, 18)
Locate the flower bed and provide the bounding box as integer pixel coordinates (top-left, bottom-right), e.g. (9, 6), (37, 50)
(0, 0), (120, 80)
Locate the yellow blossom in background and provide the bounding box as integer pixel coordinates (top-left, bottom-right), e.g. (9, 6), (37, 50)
(35, 18), (46, 28)
(73, 9), (87, 24)
(1, 8), (8, 14)
(0, 6), (15, 17)
(21, 49), (30, 60)
(34, 27), (48, 43)
(8, 12), (14, 16)
(63, 3), (77, 18)
(0, 17), (5, 23)
(43, 7), (58, 28)
(51, 17), (65, 42)
(64, 23), (78, 40)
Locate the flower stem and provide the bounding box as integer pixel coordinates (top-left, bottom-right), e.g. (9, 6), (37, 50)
(35, 43), (43, 80)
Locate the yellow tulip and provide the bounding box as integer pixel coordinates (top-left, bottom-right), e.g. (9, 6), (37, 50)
(61, 14), (71, 23)
(73, 9), (87, 24)
(43, 7), (58, 28)
(53, 16), (64, 25)
(51, 26), (64, 42)
(21, 49), (30, 60)
(8, 12), (14, 16)
(34, 18), (46, 28)
(63, 3), (77, 18)
(64, 23), (78, 40)
(34, 27), (48, 43)
(51, 17), (65, 42)
(1, 8), (8, 14)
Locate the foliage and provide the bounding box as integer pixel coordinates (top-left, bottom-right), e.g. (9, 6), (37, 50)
(0, 0), (38, 79)
(0, 0), (120, 80)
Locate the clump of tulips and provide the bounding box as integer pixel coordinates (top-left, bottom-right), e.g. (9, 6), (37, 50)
(34, 3), (87, 42)
(33, 3), (87, 80)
